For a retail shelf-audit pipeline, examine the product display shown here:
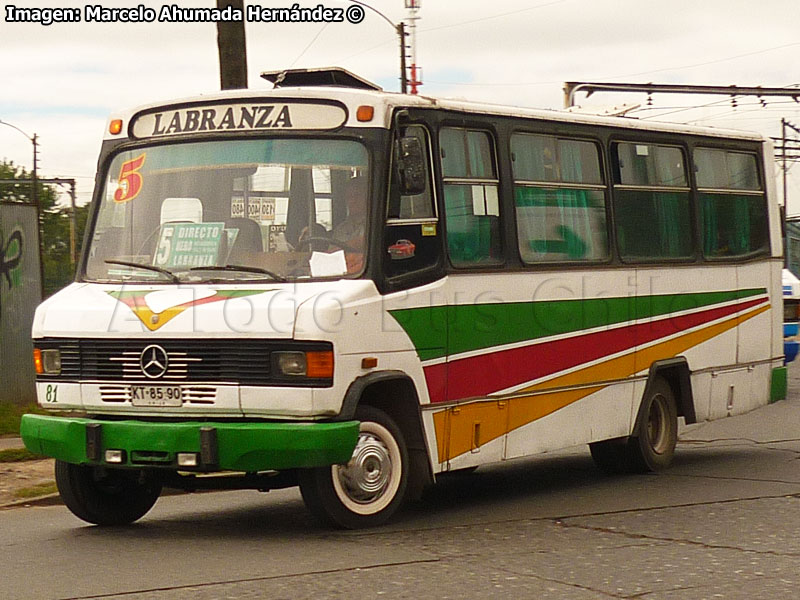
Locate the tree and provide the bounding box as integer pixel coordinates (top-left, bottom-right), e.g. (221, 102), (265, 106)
(217, 0), (248, 90)
(0, 160), (89, 297)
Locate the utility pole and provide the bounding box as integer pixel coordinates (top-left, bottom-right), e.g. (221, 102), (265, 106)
(778, 120), (800, 217)
(398, 21), (407, 94)
(31, 133), (38, 217)
(784, 118), (789, 211)
(405, 0), (421, 94)
(347, 2), (408, 93)
(216, 0), (247, 90)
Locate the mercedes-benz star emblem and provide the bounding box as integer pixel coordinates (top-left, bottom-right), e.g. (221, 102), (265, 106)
(139, 345), (169, 379)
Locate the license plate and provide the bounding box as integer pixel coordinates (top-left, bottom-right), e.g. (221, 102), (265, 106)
(130, 385), (183, 407)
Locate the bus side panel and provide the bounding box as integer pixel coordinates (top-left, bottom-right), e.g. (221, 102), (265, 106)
(634, 265), (739, 377)
(689, 372), (712, 422)
(634, 263), (776, 424)
(737, 261), (776, 365)
(440, 269), (638, 466)
(504, 382), (636, 461)
(378, 279), (451, 475)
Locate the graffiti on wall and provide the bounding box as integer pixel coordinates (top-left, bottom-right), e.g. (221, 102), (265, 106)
(0, 227), (23, 312)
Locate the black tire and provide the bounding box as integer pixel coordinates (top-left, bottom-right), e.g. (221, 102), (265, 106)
(589, 437), (630, 474)
(627, 377), (678, 473)
(298, 406), (409, 529)
(55, 460), (162, 526)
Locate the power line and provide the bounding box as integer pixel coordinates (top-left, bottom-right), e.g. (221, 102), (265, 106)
(598, 41), (800, 81)
(288, 22), (329, 67)
(337, 0), (570, 66)
(418, 0), (568, 34)
(426, 43), (800, 90)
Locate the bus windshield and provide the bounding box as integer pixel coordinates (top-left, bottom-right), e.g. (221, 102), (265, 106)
(84, 138), (370, 282)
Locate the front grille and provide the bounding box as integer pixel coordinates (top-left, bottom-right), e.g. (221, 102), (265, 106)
(34, 338), (333, 387)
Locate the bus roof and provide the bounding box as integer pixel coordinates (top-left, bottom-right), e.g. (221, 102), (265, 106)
(105, 85), (765, 143)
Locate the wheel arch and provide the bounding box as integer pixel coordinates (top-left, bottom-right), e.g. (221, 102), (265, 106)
(632, 358), (696, 437)
(336, 370), (433, 499)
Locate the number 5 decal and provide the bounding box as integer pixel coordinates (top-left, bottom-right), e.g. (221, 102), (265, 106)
(114, 153), (146, 203)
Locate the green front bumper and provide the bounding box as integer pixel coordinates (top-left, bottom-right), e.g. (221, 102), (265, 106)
(20, 414), (359, 472)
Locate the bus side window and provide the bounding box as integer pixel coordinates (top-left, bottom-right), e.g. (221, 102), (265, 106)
(511, 134), (608, 263)
(384, 125), (440, 281)
(440, 127), (502, 267)
(695, 148), (768, 259)
(612, 142), (693, 261)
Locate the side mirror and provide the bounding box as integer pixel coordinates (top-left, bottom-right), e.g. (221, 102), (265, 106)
(396, 136), (427, 196)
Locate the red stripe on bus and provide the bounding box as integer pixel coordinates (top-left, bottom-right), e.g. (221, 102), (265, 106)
(426, 296), (766, 403)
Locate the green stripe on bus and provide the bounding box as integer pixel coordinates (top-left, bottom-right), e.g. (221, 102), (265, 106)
(389, 288), (766, 362)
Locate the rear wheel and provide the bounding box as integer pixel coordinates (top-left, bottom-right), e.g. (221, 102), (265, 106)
(590, 377), (678, 474)
(627, 377), (678, 472)
(299, 406), (408, 529)
(55, 461), (162, 526)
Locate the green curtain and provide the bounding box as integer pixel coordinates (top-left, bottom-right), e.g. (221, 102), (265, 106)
(515, 186), (606, 261)
(444, 185), (493, 265)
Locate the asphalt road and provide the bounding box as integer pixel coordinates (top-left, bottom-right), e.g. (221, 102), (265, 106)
(3, 369), (800, 600)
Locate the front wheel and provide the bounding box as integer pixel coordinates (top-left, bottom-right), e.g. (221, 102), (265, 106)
(55, 461), (162, 526)
(298, 406), (408, 529)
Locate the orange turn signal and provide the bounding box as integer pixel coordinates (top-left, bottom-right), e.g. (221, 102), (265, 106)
(356, 105), (374, 122)
(109, 119), (123, 135)
(306, 351), (334, 379)
(33, 348), (43, 374)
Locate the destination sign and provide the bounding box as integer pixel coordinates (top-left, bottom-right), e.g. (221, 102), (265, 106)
(131, 102), (347, 138)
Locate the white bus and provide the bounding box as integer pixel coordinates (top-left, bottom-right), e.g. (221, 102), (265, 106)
(22, 69), (785, 528)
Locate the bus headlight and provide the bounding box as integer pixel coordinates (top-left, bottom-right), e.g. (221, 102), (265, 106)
(274, 351), (307, 376)
(272, 350), (334, 379)
(34, 349), (62, 375)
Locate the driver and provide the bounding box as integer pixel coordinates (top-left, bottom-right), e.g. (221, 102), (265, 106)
(331, 174), (367, 272)
(299, 174), (367, 274)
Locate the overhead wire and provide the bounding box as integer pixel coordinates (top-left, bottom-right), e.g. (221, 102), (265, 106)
(418, 0), (569, 34)
(335, 0), (570, 67)
(288, 22), (330, 68)
(428, 42), (800, 89)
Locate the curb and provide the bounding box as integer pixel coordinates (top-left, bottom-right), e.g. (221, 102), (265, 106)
(0, 493), (62, 510)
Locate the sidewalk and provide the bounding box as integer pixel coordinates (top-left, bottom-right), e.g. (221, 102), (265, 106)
(0, 437), (25, 452)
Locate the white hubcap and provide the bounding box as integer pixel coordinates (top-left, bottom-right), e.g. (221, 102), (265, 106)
(332, 421), (402, 515)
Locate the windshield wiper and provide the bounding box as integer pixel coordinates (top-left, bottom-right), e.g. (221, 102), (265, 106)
(104, 260), (181, 284)
(188, 265), (287, 282)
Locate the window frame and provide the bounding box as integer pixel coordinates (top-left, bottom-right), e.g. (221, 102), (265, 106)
(380, 120), (445, 291)
(439, 125), (505, 270)
(386, 123), (439, 225)
(693, 146), (769, 262)
(510, 132), (611, 265)
(611, 140), (696, 265)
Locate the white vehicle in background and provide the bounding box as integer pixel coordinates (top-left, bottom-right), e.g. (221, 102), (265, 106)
(782, 268), (800, 362)
(21, 69), (787, 529)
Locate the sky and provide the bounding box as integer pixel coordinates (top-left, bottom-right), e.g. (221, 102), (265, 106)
(2, 0), (800, 212)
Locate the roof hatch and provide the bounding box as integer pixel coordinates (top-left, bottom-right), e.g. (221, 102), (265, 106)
(260, 67), (382, 91)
